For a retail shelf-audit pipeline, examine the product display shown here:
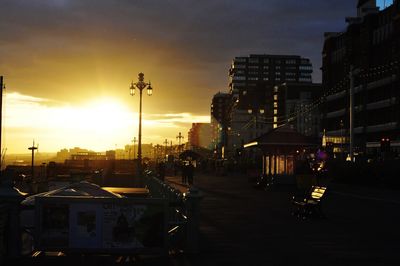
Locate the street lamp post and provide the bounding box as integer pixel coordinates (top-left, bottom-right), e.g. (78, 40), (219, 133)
(131, 137), (137, 160)
(176, 132), (184, 154)
(163, 139), (169, 159)
(130, 73), (153, 175)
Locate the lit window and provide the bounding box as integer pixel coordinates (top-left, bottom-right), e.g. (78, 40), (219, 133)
(273, 123), (277, 129)
(274, 95), (278, 101)
(274, 102), (278, 108)
(234, 57), (247, 63)
(274, 117), (277, 122)
(274, 109), (278, 115)
(234, 64), (246, 69)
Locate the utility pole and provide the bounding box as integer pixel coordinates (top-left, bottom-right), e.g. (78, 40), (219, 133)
(28, 140), (38, 179)
(176, 132), (184, 154)
(131, 137), (137, 160)
(163, 139), (169, 159)
(349, 66), (360, 162)
(0, 76), (3, 174)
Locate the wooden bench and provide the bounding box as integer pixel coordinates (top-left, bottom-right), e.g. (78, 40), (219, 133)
(292, 186), (327, 219)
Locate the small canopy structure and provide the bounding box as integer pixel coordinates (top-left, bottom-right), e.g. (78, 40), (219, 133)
(244, 125), (317, 179)
(22, 181), (121, 207)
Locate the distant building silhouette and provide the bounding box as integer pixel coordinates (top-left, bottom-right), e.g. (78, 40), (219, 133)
(188, 123), (212, 149)
(226, 54), (318, 158)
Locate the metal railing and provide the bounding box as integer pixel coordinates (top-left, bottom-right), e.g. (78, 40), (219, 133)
(143, 170), (202, 253)
(0, 203), (8, 262)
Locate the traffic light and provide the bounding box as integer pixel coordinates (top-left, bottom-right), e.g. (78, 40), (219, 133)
(380, 138), (391, 153)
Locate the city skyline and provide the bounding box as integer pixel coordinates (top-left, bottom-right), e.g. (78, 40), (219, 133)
(0, 0), (375, 153)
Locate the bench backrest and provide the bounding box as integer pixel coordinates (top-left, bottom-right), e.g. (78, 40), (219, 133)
(310, 186), (327, 201)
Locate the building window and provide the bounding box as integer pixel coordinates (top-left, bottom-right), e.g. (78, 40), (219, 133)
(274, 102), (278, 108)
(233, 76), (246, 81)
(263, 77), (269, 81)
(273, 123), (277, 129)
(234, 64), (246, 69)
(248, 65), (259, 69)
(249, 58), (259, 63)
(285, 59), (296, 64)
(263, 59), (270, 63)
(274, 95), (278, 101)
(248, 77), (258, 81)
(274, 109), (278, 115)
(234, 57), (246, 63)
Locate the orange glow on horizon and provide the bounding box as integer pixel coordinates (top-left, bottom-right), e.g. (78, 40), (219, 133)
(2, 92), (210, 154)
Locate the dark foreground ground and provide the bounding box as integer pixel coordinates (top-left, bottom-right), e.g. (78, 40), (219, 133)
(10, 172), (400, 265)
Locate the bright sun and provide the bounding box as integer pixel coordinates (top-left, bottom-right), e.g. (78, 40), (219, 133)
(5, 94), (137, 152)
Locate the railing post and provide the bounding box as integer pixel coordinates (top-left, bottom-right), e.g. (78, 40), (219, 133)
(184, 186), (203, 254)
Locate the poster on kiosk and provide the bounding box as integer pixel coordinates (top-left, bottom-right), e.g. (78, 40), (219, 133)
(35, 196), (167, 254)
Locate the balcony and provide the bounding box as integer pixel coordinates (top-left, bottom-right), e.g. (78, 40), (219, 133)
(326, 108), (345, 118)
(366, 97), (396, 110)
(366, 122), (397, 133)
(326, 90), (346, 101)
(367, 75), (397, 90)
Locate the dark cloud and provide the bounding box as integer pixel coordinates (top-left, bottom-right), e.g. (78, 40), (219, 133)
(0, 0), (356, 112)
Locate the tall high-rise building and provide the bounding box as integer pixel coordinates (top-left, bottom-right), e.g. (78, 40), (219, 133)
(227, 54), (314, 157)
(321, 0), (400, 157)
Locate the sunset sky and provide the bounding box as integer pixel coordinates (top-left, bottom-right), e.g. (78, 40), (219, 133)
(0, 0), (362, 153)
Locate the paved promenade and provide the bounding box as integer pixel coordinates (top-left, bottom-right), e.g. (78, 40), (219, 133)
(166, 173), (400, 266)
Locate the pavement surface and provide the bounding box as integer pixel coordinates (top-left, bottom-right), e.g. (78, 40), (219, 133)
(166, 173), (400, 266)
(10, 172), (400, 265)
